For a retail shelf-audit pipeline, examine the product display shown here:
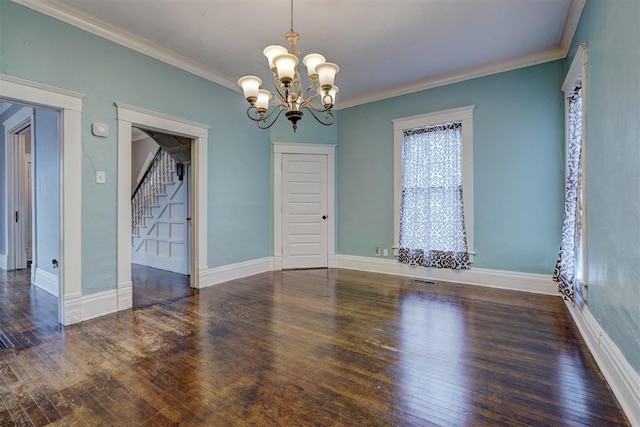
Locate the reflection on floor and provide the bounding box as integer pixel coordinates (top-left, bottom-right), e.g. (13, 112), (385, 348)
(0, 267), (60, 352)
(0, 268), (630, 425)
(131, 263), (195, 308)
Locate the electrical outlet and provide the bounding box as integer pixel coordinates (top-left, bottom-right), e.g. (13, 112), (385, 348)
(96, 171), (106, 184)
(383, 248), (388, 257)
(375, 246), (381, 256)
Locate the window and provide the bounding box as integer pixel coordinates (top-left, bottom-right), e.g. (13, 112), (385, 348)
(393, 105), (474, 270)
(554, 43), (587, 302)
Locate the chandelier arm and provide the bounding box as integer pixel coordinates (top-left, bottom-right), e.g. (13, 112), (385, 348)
(302, 106), (335, 126)
(247, 104), (287, 125)
(257, 107), (287, 130)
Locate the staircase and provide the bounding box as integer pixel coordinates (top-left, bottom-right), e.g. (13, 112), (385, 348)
(131, 149), (188, 274)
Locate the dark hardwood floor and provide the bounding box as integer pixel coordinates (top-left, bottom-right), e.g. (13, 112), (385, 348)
(0, 267), (630, 426)
(131, 264), (195, 308)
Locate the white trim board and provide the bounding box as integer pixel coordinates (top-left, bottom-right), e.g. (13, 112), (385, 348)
(0, 253), (7, 270)
(199, 257), (273, 288)
(82, 289), (119, 322)
(1, 73), (84, 326)
(565, 301), (640, 426)
(34, 268), (59, 297)
(337, 255), (557, 295)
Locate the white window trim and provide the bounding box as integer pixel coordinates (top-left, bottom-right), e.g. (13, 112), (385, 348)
(562, 43), (588, 301)
(392, 105), (475, 260)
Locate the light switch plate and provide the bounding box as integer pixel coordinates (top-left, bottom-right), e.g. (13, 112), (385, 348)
(96, 171), (106, 184)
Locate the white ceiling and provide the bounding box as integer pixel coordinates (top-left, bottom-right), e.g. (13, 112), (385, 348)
(16, 0), (583, 108)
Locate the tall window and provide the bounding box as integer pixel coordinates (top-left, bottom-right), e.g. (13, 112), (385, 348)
(555, 43), (587, 302)
(393, 106), (474, 270)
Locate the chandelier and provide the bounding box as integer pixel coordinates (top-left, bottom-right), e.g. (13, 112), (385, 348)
(237, 0), (339, 132)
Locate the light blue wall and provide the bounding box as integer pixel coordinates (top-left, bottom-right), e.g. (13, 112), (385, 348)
(570, 0), (640, 374)
(0, 1), (271, 293)
(34, 108), (59, 275)
(337, 61), (565, 274)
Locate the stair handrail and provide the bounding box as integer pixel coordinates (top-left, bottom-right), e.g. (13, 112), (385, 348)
(131, 148), (177, 236)
(132, 147), (163, 200)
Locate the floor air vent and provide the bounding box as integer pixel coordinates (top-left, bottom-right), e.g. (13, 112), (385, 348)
(411, 279), (438, 285)
(0, 332), (16, 353)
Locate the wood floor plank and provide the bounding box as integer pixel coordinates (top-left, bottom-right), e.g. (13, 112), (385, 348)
(0, 267), (631, 425)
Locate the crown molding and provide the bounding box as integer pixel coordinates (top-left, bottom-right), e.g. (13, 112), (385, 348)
(559, 0), (586, 52)
(11, 0), (585, 110)
(338, 46), (566, 109)
(10, 0), (239, 92)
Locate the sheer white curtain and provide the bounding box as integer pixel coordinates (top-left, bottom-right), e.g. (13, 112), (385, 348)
(398, 122), (470, 270)
(554, 83), (583, 301)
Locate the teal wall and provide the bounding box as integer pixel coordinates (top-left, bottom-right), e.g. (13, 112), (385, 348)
(34, 108), (60, 276)
(0, 1), (271, 293)
(570, 0), (640, 374)
(337, 62), (565, 274)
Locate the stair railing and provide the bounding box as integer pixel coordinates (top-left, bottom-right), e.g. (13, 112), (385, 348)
(131, 148), (177, 236)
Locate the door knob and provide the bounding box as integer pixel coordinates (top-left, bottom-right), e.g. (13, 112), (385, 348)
(322, 215), (327, 220)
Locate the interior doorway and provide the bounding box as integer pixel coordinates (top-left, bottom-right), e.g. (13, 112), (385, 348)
(130, 127), (193, 307)
(1, 101), (61, 323)
(1, 74), (83, 326)
(115, 102), (210, 312)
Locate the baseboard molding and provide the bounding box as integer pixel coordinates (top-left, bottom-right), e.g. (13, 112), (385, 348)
(131, 253), (186, 275)
(62, 289), (121, 325)
(337, 255), (557, 295)
(34, 268), (59, 297)
(117, 280), (133, 310)
(566, 301), (640, 426)
(82, 289), (119, 322)
(63, 292), (83, 325)
(0, 253), (6, 270)
(199, 257), (273, 288)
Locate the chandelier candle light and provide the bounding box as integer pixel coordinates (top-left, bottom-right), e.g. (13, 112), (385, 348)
(237, 0), (339, 132)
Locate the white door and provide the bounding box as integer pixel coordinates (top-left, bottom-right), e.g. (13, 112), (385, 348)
(282, 153), (328, 269)
(9, 133), (28, 270)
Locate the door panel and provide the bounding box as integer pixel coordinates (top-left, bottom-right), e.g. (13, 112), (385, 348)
(282, 154), (328, 269)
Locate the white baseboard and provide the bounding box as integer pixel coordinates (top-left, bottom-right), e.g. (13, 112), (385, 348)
(199, 257), (273, 288)
(61, 289), (121, 325)
(131, 253), (186, 275)
(63, 292), (83, 325)
(337, 255), (557, 295)
(117, 280), (133, 310)
(565, 301), (640, 426)
(82, 289), (119, 322)
(34, 267), (59, 297)
(0, 253), (6, 270)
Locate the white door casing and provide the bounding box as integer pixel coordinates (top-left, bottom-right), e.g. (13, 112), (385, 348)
(273, 142), (336, 270)
(0, 73), (84, 325)
(116, 103), (209, 309)
(282, 153), (328, 269)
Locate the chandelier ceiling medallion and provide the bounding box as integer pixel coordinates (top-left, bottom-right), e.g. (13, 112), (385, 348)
(238, 0), (340, 132)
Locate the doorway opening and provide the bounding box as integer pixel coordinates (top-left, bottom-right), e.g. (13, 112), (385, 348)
(1, 100), (61, 337)
(130, 127), (194, 307)
(116, 102), (210, 312)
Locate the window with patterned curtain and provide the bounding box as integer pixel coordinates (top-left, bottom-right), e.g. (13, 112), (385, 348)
(397, 121), (470, 270)
(554, 82), (583, 301)
(554, 43), (587, 303)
